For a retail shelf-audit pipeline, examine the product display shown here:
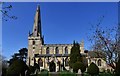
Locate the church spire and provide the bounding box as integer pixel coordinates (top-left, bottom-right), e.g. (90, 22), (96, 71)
(32, 5), (42, 37)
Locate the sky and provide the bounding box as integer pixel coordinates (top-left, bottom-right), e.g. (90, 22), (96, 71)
(2, 2), (118, 60)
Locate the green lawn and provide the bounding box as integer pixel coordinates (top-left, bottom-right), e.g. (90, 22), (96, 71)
(30, 71), (114, 76)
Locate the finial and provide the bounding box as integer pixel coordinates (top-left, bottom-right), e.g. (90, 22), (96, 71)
(37, 4), (40, 10)
(29, 31), (30, 36)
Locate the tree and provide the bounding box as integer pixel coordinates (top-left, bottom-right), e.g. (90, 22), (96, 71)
(8, 53), (19, 66)
(6, 59), (28, 76)
(0, 55), (9, 76)
(87, 62), (99, 76)
(19, 48), (28, 61)
(72, 62), (86, 74)
(88, 16), (120, 69)
(115, 56), (120, 76)
(69, 41), (82, 68)
(0, 2), (17, 21)
(8, 48), (28, 65)
(0, 54), (2, 74)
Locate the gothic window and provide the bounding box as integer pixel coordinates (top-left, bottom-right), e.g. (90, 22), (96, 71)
(33, 47), (35, 49)
(35, 29), (36, 31)
(33, 41), (35, 45)
(46, 57), (50, 66)
(97, 59), (101, 66)
(56, 58), (60, 66)
(55, 47), (59, 54)
(65, 47), (68, 54)
(38, 58), (43, 67)
(46, 47), (49, 54)
(65, 57), (69, 66)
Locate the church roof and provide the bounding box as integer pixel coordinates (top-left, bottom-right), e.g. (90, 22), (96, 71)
(35, 54), (69, 57)
(35, 53), (86, 57)
(43, 43), (83, 47)
(88, 51), (106, 58)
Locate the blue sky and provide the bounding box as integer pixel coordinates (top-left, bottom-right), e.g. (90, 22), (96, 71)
(2, 2), (118, 60)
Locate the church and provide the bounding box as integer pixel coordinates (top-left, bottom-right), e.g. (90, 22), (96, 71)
(26, 5), (85, 72)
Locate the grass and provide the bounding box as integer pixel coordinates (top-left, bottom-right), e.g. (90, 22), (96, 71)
(30, 71), (115, 76)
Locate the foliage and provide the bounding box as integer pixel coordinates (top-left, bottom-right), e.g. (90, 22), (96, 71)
(28, 66), (36, 74)
(59, 70), (77, 76)
(79, 62), (86, 73)
(72, 62), (86, 73)
(37, 69), (49, 76)
(6, 59), (28, 76)
(19, 48), (28, 61)
(41, 69), (48, 72)
(73, 62), (79, 73)
(69, 41), (82, 68)
(8, 48), (28, 65)
(99, 72), (114, 76)
(27, 63), (40, 75)
(87, 62), (99, 76)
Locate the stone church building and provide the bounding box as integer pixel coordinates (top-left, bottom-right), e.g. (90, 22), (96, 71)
(26, 5), (85, 72)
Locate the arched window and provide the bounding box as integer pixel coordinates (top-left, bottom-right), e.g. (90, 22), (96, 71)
(56, 59), (60, 66)
(46, 57), (49, 66)
(98, 59), (101, 66)
(46, 47), (49, 54)
(65, 57), (69, 66)
(65, 47), (68, 54)
(55, 47), (59, 54)
(38, 58), (43, 67)
(33, 41), (35, 45)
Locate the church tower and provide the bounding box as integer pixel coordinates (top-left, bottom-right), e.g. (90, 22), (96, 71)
(27, 5), (44, 66)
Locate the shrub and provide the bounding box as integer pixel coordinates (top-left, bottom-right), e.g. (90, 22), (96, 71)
(29, 66), (36, 74)
(87, 62), (99, 76)
(73, 62), (86, 73)
(73, 62), (79, 73)
(41, 69), (48, 72)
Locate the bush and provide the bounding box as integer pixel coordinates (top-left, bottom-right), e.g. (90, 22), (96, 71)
(29, 66), (36, 74)
(87, 62), (99, 76)
(41, 69), (48, 72)
(72, 62), (86, 73)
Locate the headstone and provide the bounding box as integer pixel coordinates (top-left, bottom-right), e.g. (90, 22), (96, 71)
(78, 69), (81, 74)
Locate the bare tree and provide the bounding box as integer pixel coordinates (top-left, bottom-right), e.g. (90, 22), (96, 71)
(0, 2), (17, 21)
(88, 16), (120, 69)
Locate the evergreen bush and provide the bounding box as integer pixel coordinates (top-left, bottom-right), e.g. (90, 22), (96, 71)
(87, 62), (99, 76)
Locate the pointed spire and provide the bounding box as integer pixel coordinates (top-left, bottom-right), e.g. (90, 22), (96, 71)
(32, 4), (42, 37)
(80, 40), (84, 47)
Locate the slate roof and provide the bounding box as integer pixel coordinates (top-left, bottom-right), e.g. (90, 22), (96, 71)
(88, 51), (106, 58)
